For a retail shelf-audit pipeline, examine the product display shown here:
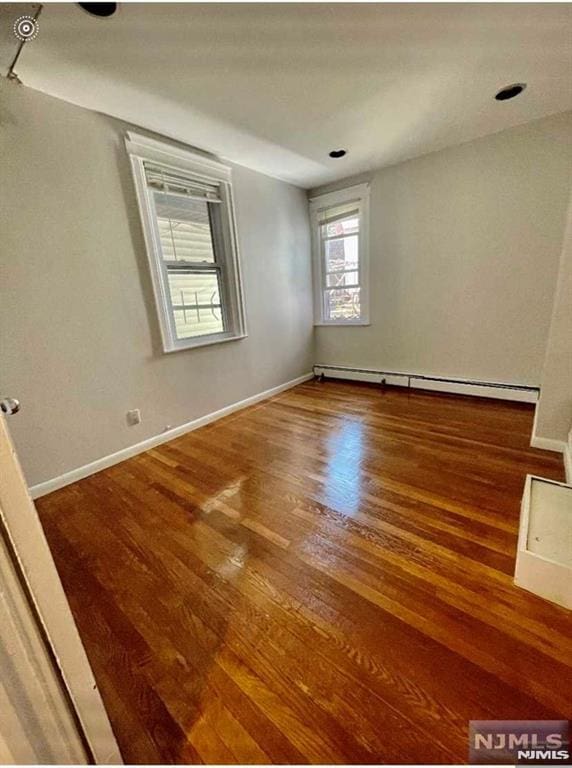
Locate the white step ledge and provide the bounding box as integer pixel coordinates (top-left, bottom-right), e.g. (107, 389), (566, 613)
(515, 475), (572, 610)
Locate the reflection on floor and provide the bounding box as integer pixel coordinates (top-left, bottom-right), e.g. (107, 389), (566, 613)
(36, 380), (571, 764)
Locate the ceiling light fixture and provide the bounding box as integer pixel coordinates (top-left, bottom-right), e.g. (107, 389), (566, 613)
(495, 83), (527, 101)
(78, 3), (118, 18)
(329, 149), (347, 159)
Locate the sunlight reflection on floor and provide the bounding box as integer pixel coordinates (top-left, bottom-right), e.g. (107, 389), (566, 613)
(323, 418), (365, 516)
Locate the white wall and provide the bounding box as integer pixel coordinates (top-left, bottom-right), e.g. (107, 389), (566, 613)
(0, 79), (314, 488)
(313, 113), (572, 386)
(2, 78), (571, 489)
(534, 192), (572, 445)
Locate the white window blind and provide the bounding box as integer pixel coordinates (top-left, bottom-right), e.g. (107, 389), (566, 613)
(145, 165), (222, 202)
(126, 133), (246, 352)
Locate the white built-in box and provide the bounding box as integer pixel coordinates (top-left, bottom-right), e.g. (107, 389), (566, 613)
(515, 475), (572, 610)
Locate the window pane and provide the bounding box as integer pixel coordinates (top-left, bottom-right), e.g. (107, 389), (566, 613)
(167, 269), (224, 339)
(325, 234), (359, 274)
(326, 270), (359, 287)
(325, 287), (361, 321)
(324, 215), (359, 238)
(154, 192), (216, 263)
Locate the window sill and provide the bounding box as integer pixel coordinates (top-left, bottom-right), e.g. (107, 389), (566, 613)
(164, 332), (248, 353)
(314, 322), (371, 327)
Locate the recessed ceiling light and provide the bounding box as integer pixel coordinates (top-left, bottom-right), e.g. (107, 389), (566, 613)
(78, 3), (118, 18)
(495, 83), (527, 101)
(329, 149), (347, 159)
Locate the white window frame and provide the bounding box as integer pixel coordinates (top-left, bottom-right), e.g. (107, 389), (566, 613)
(309, 183), (370, 326)
(125, 132), (247, 352)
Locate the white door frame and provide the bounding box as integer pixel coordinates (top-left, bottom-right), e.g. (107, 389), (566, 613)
(0, 413), (122, 764)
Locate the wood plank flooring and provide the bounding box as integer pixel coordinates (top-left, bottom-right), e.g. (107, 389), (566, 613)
(35, 380), (571, 764)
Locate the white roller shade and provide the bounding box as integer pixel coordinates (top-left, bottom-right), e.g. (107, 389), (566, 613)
(144, 162), (221, 202)
(315, 201), (360, 226)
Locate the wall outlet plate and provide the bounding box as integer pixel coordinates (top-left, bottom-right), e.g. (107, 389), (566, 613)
(126, 409), (141, 426)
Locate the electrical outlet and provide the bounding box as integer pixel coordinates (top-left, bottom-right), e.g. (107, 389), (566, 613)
(126, 409), (141, 426)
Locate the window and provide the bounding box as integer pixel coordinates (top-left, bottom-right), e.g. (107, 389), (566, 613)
(309, 184), (370, 325)
(125, 132), (246, 352)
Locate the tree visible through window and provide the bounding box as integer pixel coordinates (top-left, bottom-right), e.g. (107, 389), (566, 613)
(322, 213), (361, 321)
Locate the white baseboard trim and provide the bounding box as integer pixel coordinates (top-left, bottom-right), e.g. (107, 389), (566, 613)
(530, 406), (571, 478)
(30, 372), (314, 499)
(529, 436), (566, 453)
(565, 442), (572, 485)
(314, 364), (539, 403)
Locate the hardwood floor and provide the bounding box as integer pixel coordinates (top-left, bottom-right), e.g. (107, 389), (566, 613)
(36, 380), (571, 764)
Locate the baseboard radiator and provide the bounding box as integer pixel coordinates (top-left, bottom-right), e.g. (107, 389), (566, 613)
(313, 364), (539, 404)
